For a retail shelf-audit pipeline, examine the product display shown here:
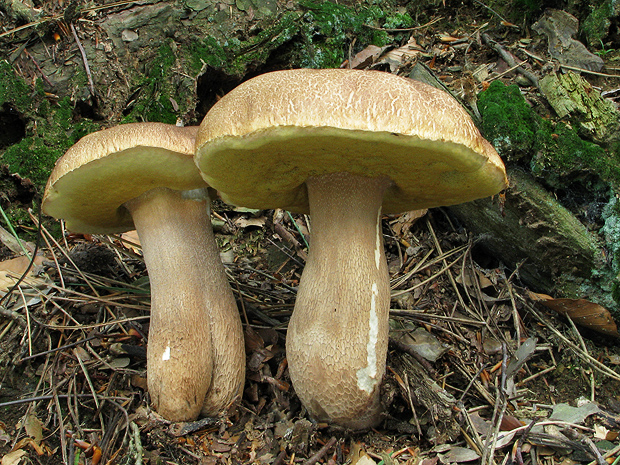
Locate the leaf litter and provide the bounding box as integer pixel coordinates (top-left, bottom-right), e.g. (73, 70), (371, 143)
(1, 201), (618, 464)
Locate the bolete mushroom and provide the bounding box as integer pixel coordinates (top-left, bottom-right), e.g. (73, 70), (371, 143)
(194, 69), (507, 429)
(42, 122), (245, 422)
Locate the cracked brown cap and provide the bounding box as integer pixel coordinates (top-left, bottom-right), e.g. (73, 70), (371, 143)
(43, 122), (202, 234)
(195, 68), (507, 214)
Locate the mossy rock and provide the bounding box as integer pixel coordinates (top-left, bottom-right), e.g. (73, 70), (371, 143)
(477, 80), (617, 190)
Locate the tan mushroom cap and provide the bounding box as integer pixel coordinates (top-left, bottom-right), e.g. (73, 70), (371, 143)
(43, 123), (203, 234)
(195, 68), (507, 214)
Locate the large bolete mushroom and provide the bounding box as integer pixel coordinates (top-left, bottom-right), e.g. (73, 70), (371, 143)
(194, 69), (507, 429)
(43, 123), (245, 422)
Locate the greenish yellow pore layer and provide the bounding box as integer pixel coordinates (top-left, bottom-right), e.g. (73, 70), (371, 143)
(195, 126), (507, 214)
(43, 148), (206, 234)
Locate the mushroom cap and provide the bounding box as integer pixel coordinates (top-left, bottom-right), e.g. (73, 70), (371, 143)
(195, 68), (507, 214)
(43, 123), (203, 234)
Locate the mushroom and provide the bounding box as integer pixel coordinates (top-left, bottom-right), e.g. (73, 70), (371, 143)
(43, 122), (245, 422)
(194, 69), (507, 429)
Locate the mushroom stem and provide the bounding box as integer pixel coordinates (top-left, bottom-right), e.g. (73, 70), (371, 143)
(125, 187), (244, 421)
(287, 172), (392, 429)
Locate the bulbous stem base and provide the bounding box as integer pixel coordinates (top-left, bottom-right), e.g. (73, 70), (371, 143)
(287, 173), (391, 430)
(126, 187), (245, 421)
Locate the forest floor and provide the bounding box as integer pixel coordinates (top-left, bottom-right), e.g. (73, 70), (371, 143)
(1, 1), (620, 465)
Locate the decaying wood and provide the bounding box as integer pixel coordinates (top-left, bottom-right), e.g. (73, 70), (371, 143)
(449, 168), (604, 295)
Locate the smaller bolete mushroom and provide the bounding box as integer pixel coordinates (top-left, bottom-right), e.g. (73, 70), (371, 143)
(194, 69), (507, 429)
(43, 123), (245, 422)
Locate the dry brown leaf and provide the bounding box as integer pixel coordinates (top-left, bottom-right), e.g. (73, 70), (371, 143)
(456, 269), (493, 289)
(0, 255), (44, 294)
(528, 291), (619, 337)
(0, 226), (36, 256)
(119, 230), (141, 253)
(234, 216), (266, 229)
(376, 36), (424, 72)
(13, 437), (44, 456)
(500, 414), (524, 431)
(390, 209), (427, 237)
(1, 450), (27, 465)
(347, 44), (387, 69)
(439, 34), (461, 43)
(22, 413), (42, 445)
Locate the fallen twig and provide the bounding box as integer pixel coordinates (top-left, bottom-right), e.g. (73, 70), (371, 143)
(481, 33), (539, 88)
(70, 22), (95, 97)
(302, 437), (337, 465)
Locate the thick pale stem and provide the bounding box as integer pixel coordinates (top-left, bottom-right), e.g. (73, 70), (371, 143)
(287, 172), (391, 429)
(126, 187), (244, 421)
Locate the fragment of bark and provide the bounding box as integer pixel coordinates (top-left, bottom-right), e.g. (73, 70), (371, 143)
(539, 71), (620, 143)
(532, 9), (604, 72)
(0, 0), (43, 23)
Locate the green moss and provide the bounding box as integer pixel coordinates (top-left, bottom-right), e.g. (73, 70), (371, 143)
(382, 11), (415, 32)
(0, 60), (34, 111)
(477, 81), (540, 160)
(478, 80), (615, 189)
(582, 0), (615, 48)
(187, 3), (404, 77)
(2, 97), (99, 185)
(296, 2), (386, 68)
(188, 36), (230, 75)
(229, 12), (301, 74)
(0, 60), (100, 186)
(121, 41), (187, 124)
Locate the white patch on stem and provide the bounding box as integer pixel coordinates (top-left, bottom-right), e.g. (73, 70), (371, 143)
(162, 346), (171, 361)
(374, 208), (381, 270)
(356, 283), (379, 393)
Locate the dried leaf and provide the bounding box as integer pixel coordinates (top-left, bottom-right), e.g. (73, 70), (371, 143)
(608, 354), (620, 365)
(439, 34), (461, 43)
(349, 443), (377, 465)
(0, 226), (35, 256)
(22, 413), (43, 445)
(352, 455), (377, 465)
(234, 216), (266, 229)
(1, 450), (27, 465)
(119, 230), (141, 253)
(348, 44), (386, 69)
(505, 337), (537, 377)
(456, 269), (493, 289)
(390, 209), (427, 237)
(500, 414), (524, 431)
(438, 446), (480, 463)
(107, 357), (131, 368)
(0, 420), (10, 445)
(376, 36), (424, 72)
(529, 292), (619, 336)
(494, 429), (518, 449)
(393, 327), (449, 362)
(468, 412), (491, 436)
(594, 424), (611, 440)
(550, 401), (600, 424)
(0, 255), (44, 294)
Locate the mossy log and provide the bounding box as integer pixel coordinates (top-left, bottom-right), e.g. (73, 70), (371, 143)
(449, 168), (618, 317)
